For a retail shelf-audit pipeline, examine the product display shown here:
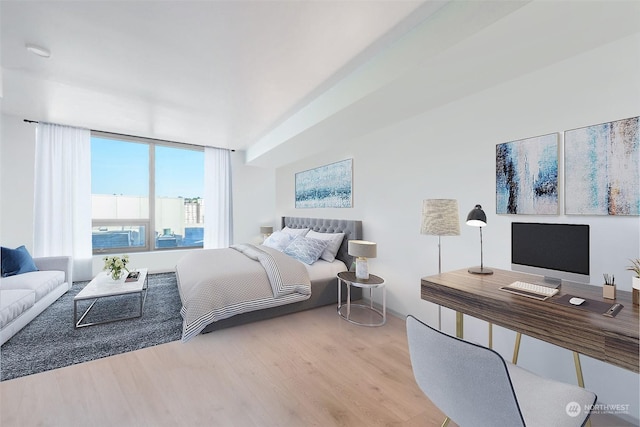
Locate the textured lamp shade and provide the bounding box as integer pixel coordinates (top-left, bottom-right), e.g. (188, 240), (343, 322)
(421, 199), (460, 236)
(260, 226), (273, 235)
(348, 240), (377, 258)
(349, 240), (377, 280)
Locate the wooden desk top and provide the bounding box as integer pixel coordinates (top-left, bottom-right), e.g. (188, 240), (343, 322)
(421, 268), (639, 373)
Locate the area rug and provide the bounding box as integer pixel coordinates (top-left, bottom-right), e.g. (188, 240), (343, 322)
(0, 272), (183, 381)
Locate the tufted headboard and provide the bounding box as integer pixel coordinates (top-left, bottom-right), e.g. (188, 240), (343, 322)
(281, 217), (363, 267)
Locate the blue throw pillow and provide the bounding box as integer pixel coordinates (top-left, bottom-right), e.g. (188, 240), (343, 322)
(283, 236), (329, 265)
(1, 245), (39, 277)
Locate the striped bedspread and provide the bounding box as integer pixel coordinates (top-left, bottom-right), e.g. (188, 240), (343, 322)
(176, 244), (311, 341)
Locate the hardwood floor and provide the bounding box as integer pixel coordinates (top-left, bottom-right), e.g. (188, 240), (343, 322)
(0, 305), (635, 426)
(1, 305), (445, 426)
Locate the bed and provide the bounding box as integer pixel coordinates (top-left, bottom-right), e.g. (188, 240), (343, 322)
(176, 217), (362, 340)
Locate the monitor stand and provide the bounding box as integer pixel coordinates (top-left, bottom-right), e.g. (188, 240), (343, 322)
(538, 276), (562, 289)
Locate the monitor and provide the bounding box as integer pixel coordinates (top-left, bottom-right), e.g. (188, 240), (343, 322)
(511, 222), (590, 285)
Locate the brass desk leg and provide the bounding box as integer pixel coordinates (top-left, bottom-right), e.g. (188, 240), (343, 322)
(441, 417), (451, 427)
(488, 323), (493, 349)
(456, 312), (463, 339)
(572, 352), (592, 427)
(512, 332), (522, 364)
(573, 351), (585, 387)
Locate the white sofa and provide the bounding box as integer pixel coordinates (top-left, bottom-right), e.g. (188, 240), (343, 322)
(0, 256), (72, 345)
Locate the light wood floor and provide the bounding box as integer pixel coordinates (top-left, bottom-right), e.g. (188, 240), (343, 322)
(0, 305), (635, 427)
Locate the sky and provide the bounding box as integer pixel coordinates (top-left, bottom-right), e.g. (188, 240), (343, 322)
(91, 137), (204, 198)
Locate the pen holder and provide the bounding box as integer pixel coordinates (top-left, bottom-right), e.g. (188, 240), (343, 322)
(603, 283), (616, 300)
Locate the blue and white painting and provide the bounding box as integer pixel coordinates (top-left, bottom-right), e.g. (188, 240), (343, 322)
(565, 117), (639, 215)
(496, 134), (558, 215)
(295, 159), (352, 208)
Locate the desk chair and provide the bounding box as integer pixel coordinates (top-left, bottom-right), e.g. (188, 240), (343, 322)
(406, 315), (596, 427)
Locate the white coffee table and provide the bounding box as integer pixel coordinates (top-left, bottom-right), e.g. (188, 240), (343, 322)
(74, 268), (148, 328)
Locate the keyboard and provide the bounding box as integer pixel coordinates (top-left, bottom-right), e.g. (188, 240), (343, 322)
(500, 281), (559, 301)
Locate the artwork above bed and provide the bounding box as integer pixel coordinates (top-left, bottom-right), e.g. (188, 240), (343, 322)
(295, 159), (353, 208)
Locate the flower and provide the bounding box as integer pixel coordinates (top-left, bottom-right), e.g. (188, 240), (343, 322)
(103, 255), (130, 281)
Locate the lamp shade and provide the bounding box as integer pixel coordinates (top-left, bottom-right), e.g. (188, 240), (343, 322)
(466, 204), (487, 227)
(421, 199), (460, 236)
(260, 226), (273, 234)
(348, 240), (377, 258)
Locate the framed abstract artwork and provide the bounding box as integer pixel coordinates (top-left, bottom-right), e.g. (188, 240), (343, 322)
(565, 116), (639, 215)
(496, 133), (559, 215)
(295, 159), (353, 208)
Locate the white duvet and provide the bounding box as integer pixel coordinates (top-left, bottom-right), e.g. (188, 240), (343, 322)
(176, 244), (311, 341)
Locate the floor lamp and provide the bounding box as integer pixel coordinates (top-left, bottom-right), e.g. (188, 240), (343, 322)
(421, 199), (460, 330)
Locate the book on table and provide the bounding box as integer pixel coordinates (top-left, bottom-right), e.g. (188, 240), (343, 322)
(125, 271), (139, 282)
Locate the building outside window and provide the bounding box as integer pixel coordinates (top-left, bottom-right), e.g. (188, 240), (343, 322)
(91, 133), (204, 254)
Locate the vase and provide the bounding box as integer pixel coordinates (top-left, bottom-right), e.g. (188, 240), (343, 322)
(633, 277), (640, 307)
(109, 269), (123, 281)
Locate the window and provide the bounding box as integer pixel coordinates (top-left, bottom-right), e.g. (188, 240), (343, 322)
(155, 145), (204, 249)
(91, 133), (204, 254)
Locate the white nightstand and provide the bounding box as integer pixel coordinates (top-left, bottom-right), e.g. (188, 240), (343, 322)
(337, 271), (386, 326)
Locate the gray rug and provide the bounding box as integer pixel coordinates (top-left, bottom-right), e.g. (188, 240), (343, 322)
(0, 272), (183, 381)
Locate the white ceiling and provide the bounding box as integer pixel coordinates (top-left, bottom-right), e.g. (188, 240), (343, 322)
(2, 1), (640, 168)
(1, 1), (436, 148)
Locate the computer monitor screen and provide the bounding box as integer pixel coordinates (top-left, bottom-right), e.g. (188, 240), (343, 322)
(511, 222), (590, 285)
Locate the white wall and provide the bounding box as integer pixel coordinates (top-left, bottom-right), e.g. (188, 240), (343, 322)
(276, 34), (640, 423)
(0, 115), (276, 277)
(0, 114), (35, 248)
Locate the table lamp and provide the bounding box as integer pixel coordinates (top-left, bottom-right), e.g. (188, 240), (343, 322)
(466, 204), (493, 275)
(421, 199), (460, 274)
(260, 226), (273, 242)
(348, 240), (377, 280)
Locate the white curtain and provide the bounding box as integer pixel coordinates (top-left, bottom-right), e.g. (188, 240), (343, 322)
(204, 147), (233, 248)
(34, 123), (93, 280)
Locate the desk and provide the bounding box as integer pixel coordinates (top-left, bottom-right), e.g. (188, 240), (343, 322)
(421, 268), (639, 373)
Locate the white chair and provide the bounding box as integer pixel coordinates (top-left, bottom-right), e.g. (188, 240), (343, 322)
(406, 315), (596, 427)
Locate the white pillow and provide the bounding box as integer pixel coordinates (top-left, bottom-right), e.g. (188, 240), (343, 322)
(282, 227), (310, 237)
(283, 236), (329, 265)
(262, 231), (294, 251)
(306, 230), (345, 262)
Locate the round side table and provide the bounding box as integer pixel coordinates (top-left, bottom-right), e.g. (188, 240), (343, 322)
(337, 271), (386, 326)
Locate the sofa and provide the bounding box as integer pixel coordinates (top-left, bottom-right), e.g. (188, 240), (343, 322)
(1, 256), (73, 345)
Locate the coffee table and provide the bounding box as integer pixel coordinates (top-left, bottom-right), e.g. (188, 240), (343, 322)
(74, 268), (148, 328)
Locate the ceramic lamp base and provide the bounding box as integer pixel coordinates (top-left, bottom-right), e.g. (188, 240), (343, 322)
(355, 257), (369, 280)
